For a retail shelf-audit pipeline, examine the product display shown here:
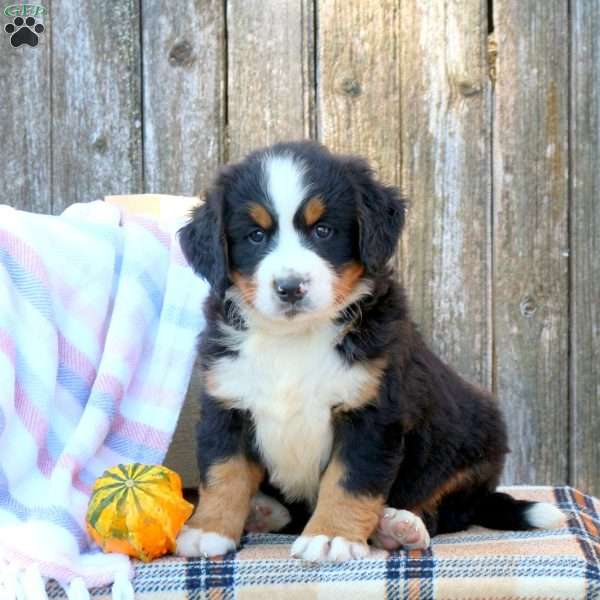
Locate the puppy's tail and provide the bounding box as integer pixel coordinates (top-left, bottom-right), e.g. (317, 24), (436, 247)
(473, 491), (564, 531)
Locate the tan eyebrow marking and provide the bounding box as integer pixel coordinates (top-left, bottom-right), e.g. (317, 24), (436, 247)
(248, 202), (273, 229)
(303, 196), (326, 226)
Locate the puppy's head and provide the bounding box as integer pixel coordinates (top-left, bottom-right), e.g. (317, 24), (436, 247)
(180, 141), (405, 325)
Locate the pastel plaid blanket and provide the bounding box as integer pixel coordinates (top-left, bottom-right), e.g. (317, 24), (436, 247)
(46, 486), (600, 600)
(0, 203), (208, 598)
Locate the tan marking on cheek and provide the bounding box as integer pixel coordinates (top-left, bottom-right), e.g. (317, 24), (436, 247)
(334, 262), (365, 304)
(187, 456), (264, 544)
(304, 196), (326, 226)
(303, 458), (384, 543)
(231, 271), (257, 306)
(248, 202), (273, 229)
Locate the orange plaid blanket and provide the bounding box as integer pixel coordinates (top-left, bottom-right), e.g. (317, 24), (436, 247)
(47, 486), (600, 599)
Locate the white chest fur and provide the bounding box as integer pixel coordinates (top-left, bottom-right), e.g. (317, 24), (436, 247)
(207, 320), (379, 503)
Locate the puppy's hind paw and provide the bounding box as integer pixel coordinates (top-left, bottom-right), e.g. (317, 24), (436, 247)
(245, 491), (291, 533)
(372, 508), (430, 551)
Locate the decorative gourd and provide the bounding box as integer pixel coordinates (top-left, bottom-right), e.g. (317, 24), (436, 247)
(86, 463), (194, 562)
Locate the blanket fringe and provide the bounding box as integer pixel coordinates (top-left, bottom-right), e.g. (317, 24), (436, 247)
(0, 562), (49, 600)
(65, 577), (89, 600)
(111, 571), (134, 600)
(21, 565), (48, 600)
(0, 559), (18, 599)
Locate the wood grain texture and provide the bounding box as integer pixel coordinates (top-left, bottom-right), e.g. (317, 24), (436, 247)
(51, 1), (142, 213)
(227, 0), (315, 161)
(317, 0), (400, 183)
(493, 1), (569, 484)
(398, 1), (492, 388)
(0, 5), (51, 212)
(142, 0), (225, 196)
(570, 1), (600, 497)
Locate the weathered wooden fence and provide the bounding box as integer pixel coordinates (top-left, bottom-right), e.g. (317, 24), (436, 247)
(1, 1), (598, 495)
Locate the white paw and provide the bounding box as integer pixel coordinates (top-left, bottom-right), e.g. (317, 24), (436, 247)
(372, 508), (430, 551)
(291, 534), (370, 562)
(245, 491), (292, 533)
(175, 525), (236, 558)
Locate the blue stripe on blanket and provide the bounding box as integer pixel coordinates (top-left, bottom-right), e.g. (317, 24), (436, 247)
(0, 248), (53, 320)
(137, 270), (164, 316)
(88, 390), (117, 418)
(15, 348), (52, 408)
(57, 364), (90, 407)
(104, 431), (163, 464)
(0, 468), (88, 550)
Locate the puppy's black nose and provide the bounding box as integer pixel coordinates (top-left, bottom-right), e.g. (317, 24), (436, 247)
(274, 277), (306, 303)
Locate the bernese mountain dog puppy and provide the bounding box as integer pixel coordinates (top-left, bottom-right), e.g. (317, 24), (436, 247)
(175, 141), (563, 561)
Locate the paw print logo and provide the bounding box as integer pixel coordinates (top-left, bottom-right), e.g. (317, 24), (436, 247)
(4, 16), (44, 47)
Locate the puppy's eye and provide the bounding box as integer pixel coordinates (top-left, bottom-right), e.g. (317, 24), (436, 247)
(248, 229), (266, 244)
(314, 223), (333, 240)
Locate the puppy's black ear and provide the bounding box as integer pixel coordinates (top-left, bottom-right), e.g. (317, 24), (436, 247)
(178, 188), (229, 294)
(344, 157), (406, 274)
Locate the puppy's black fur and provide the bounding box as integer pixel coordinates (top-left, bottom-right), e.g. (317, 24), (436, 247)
(180, 141), (548, 542)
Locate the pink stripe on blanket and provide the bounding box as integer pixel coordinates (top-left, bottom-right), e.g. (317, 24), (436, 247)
(15, 382), (48, 447)
(58, 334), (97, 387)
(14, 382), (53, 476)
(126, 215), (170, 247)
(0, 328), (16, 364)
(54, 453), (92, 495)
(94, 374), (125, 408)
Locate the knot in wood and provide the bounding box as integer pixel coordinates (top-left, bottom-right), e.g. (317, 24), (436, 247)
(92, 135), (108, 154)
(169, 40), (194, 67)
(519, 296), (538, 318)
(340, 78), (362, 97)
(458, 80), (480, 97)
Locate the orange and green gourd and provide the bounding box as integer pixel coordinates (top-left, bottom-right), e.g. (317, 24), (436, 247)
(86, 463), (194, 562)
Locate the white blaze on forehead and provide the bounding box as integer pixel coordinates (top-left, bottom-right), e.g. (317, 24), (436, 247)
(263, 153), (309, 223)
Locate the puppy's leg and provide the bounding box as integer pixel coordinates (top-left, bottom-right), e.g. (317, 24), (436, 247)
(176, 395), (264, 558)
(291, 457), (384, 561)
(177, 455), (263, 557)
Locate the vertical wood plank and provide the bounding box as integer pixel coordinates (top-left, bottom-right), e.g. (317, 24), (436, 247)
(493, 1), (569, 484)
(398, 1), (492, 387)
(142, 1), (225, 486)
(0, 4), (51, 212)
(51, 1), (141, 213)
(571, 0), (600, 497)
(317, 0), (400, 183)
(227, 0), (314, 160)
(142, 0), (225, 195)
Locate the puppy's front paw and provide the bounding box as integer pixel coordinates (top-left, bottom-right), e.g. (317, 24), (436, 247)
(175, 525), (236, 558)
(372, 508), (430, 551)
(291, 534), (370, 562)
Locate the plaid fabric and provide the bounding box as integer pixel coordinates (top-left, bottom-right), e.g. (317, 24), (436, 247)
(46, 486), (600, 599)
